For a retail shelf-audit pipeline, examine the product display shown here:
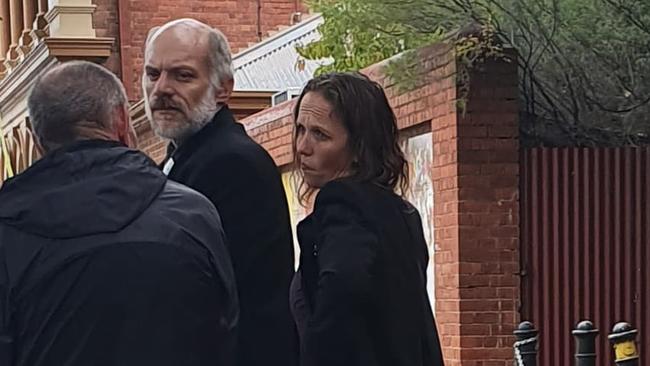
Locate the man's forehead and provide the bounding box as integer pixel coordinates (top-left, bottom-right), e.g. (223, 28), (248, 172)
(147, 19), (210, 48)
(145, 28), (209, 64)
(144, 52), (198, 68)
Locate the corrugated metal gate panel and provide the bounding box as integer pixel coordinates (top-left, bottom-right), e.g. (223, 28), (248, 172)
(521, 148), (649, 366)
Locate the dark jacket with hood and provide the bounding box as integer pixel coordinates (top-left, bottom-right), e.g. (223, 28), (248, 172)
(0, 140), (238, 366)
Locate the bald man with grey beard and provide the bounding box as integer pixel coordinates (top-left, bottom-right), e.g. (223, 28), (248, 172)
(143, 19), (298, 366)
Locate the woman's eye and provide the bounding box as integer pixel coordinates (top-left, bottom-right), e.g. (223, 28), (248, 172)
(295, 125), (305, 135)
(313, 129), (328, 140)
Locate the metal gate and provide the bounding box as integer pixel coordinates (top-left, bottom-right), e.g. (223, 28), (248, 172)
(520, 147), (649, 365)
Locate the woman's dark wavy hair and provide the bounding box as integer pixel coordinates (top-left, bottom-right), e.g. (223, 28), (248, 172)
(292, 72), (409, 204)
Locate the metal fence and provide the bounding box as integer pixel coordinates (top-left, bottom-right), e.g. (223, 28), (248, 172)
(520, 147), (649, 366)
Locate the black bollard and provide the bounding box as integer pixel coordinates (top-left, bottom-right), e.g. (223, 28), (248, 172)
(513, 321), (538, 366)
(609, 322), (639, 366)
(572, 320), (599, 366)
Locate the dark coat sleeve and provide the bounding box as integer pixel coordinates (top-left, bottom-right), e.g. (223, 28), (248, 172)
(184, 188), (239, 326)
(303, 182), (378, 366)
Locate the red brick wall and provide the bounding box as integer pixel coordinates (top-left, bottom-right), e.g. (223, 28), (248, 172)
(434, 51), (520, 366)
(93, 0), (122, 76)
(117, 0), (306, 101)
(240, 44), (520, 366)
(243, 100), (296, 166)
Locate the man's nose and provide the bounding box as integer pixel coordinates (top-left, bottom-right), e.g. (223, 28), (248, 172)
(151, 72), (174, 97)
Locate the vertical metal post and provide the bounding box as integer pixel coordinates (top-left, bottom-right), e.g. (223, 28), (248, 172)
(609, 322), (639, 366)
(572, 320), (598, 366)
(514, 321), (538, 366)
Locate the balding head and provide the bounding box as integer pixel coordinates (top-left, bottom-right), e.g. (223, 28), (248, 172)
(144, 18), (233, 90)
(142, 18), (234, 144)
(27, 61), (134, 152)
(146, 18), (214, 45)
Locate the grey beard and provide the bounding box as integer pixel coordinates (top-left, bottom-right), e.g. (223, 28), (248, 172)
(144, 84), (222, 145)
(169, 104), (221, 146)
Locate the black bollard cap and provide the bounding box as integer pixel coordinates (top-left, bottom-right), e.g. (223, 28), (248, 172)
(608, 322), (638, 342)
(518, 321), (535, 331)
(514, 321), (538, 338)
(572, 320), (599, 336)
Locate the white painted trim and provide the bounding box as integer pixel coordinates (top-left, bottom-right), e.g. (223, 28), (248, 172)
(45, 4), (97, 23)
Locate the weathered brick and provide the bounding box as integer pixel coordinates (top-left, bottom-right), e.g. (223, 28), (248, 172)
(93, 0), (121, 76)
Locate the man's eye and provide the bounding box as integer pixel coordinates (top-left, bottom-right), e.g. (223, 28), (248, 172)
(178, 72), (194, 81)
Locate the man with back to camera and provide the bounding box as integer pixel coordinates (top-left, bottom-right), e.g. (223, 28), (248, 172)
(0, 61), (238, 366)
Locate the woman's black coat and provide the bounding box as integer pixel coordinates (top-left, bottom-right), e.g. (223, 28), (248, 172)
(292, 179), (444, 366)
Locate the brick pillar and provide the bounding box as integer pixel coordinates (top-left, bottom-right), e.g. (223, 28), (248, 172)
(433, 50), (520, 366)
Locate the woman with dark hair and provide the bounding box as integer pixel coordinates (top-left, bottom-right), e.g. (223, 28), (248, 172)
(290, 72), (444, 366)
